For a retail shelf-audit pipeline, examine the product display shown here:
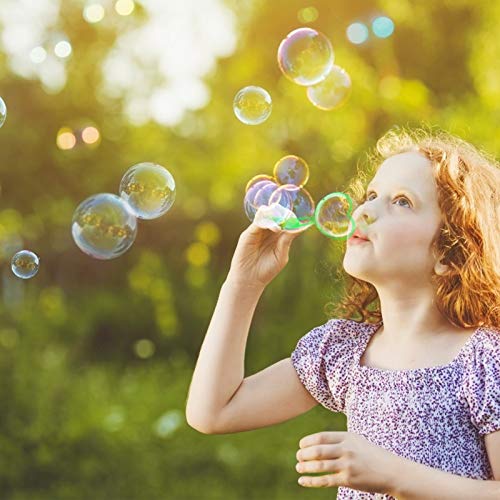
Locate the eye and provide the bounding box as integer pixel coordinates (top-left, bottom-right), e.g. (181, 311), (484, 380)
(365, 191), (411, 208)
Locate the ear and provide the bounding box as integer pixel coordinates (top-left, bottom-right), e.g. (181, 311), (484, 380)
(434, 260), (450, 276)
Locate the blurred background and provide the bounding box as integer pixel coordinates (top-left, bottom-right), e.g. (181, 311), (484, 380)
(0, 0), (498, 498)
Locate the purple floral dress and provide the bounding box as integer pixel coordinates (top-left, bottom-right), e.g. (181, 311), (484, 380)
(291, 319), (500, 499)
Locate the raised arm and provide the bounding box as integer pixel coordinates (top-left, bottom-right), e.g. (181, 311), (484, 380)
(185, 222), (315, 434)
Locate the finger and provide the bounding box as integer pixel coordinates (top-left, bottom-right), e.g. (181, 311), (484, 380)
(298, 473), (342, 488)
(299, 431), (345, 449)
(296, 444), (338, 462)
(296, 459), (341, 474)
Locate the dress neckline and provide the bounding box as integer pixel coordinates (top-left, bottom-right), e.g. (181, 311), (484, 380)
(356, 321), (483, 374)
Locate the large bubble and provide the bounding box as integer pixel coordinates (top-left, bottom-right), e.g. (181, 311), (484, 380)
(273, 155), (309, 186)
(269, 184), (315, 226)
(11, 250), (39, 279)
(233, 86), (272, 125)
(72, 193), (137, 259)
(277, 28), (334, 86)
(314, 192), (356, 238)
(245, 174), (275, 192)
(243, 179), (278, 221)
(119, 162), (176, 220)
(307, 65), (352, 110)
(0, 97), (7, 128)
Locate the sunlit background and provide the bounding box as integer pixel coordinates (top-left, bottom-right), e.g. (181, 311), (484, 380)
(0, 0), (499, 498)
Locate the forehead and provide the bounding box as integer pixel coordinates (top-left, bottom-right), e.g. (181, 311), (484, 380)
(370, 151), (435, 193)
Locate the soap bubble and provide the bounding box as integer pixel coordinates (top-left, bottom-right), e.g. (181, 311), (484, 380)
(315, 192), (356, 238)
(11, 250), (39, 279)
(269, 184), (315, 224)
(119, 162), (176, 219)
(245, 174), (275, 192)
(233, 86), (272, 125)
(72, 193), (137, 259)
(243, 179), (278, 221)
(0, 97), (7, 128)
(273, 155), (309, 186)
(277, 28), (334, 86)
(307, 65), (352, 110)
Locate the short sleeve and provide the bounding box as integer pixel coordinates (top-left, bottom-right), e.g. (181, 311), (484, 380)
(462, 328), (500, 436)
(290, 318), (356, 413)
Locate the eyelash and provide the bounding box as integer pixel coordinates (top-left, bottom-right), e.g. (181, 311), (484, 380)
(362, 191), (412, 207)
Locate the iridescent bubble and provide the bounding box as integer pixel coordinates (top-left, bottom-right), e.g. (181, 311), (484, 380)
(0, 97), (7, 128)
(315, 192), (356, 238)
(277, 27), (334, 86)
(243, 180), (278, 221)
(269, 184), (315, 232)
(71, 193), (137, 259)
(233, 86), (272, 125)
(273, 155), (309, 186)
(307, 65), (352, 110)
(11, 250), (39, 279)
(119, 162), (176, 220)
(245, 174), (275, 192)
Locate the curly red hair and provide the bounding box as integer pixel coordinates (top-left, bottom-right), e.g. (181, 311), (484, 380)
(326, 126), (500, 329)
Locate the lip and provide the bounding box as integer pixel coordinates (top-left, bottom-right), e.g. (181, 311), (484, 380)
(347, 236), (370, 245)
(348, 228), (370, 244)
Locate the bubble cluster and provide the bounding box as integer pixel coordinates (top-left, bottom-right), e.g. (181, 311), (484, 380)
(233, 86), (272, 125)
(0, 97), (7, 128)
(243, 162), (360, 240)
(71, 193), (138, 260)
(277, 28), (352, 112)
(72, 162), (176, 260)
(243, 155), (315, 233)
(11, 250), (40, 279)
(307, 65), (352, 110)
(277, 28), (333, 86)
(119, 162), (176, 219)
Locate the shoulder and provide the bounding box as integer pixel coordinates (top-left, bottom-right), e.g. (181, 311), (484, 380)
(461, 325), (500, 435)
(293, 318), (373, 357)
(468, 325), (500, 364)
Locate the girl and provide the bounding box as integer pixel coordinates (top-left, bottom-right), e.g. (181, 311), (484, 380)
(185, 127), (500, 499)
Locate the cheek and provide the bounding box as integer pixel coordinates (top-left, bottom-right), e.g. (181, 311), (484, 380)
(378, 223), (432, 249)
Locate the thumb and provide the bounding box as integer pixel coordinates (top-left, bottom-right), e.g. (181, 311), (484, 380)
(276, 229), (301, 255)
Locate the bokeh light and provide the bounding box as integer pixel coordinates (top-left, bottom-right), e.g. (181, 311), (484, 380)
(54, 40), (72, 58)
(346, 22), (369, 44)
(372, 16), (395, 38)
(56, 127), (76, 150)
(30, 46), (47, 64)
(81, 126), (100, 145)
(115, 0), (135, 16)
(233, 86), (272, 125)
(83, 3), (105, 24)
(297, 7), (319, 24)
(134, 339), (155, 359)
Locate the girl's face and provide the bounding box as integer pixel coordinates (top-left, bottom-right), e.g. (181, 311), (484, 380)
(343, 151), (444, 288)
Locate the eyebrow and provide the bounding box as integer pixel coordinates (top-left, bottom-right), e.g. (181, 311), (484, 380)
(366, 184), (421, 203)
